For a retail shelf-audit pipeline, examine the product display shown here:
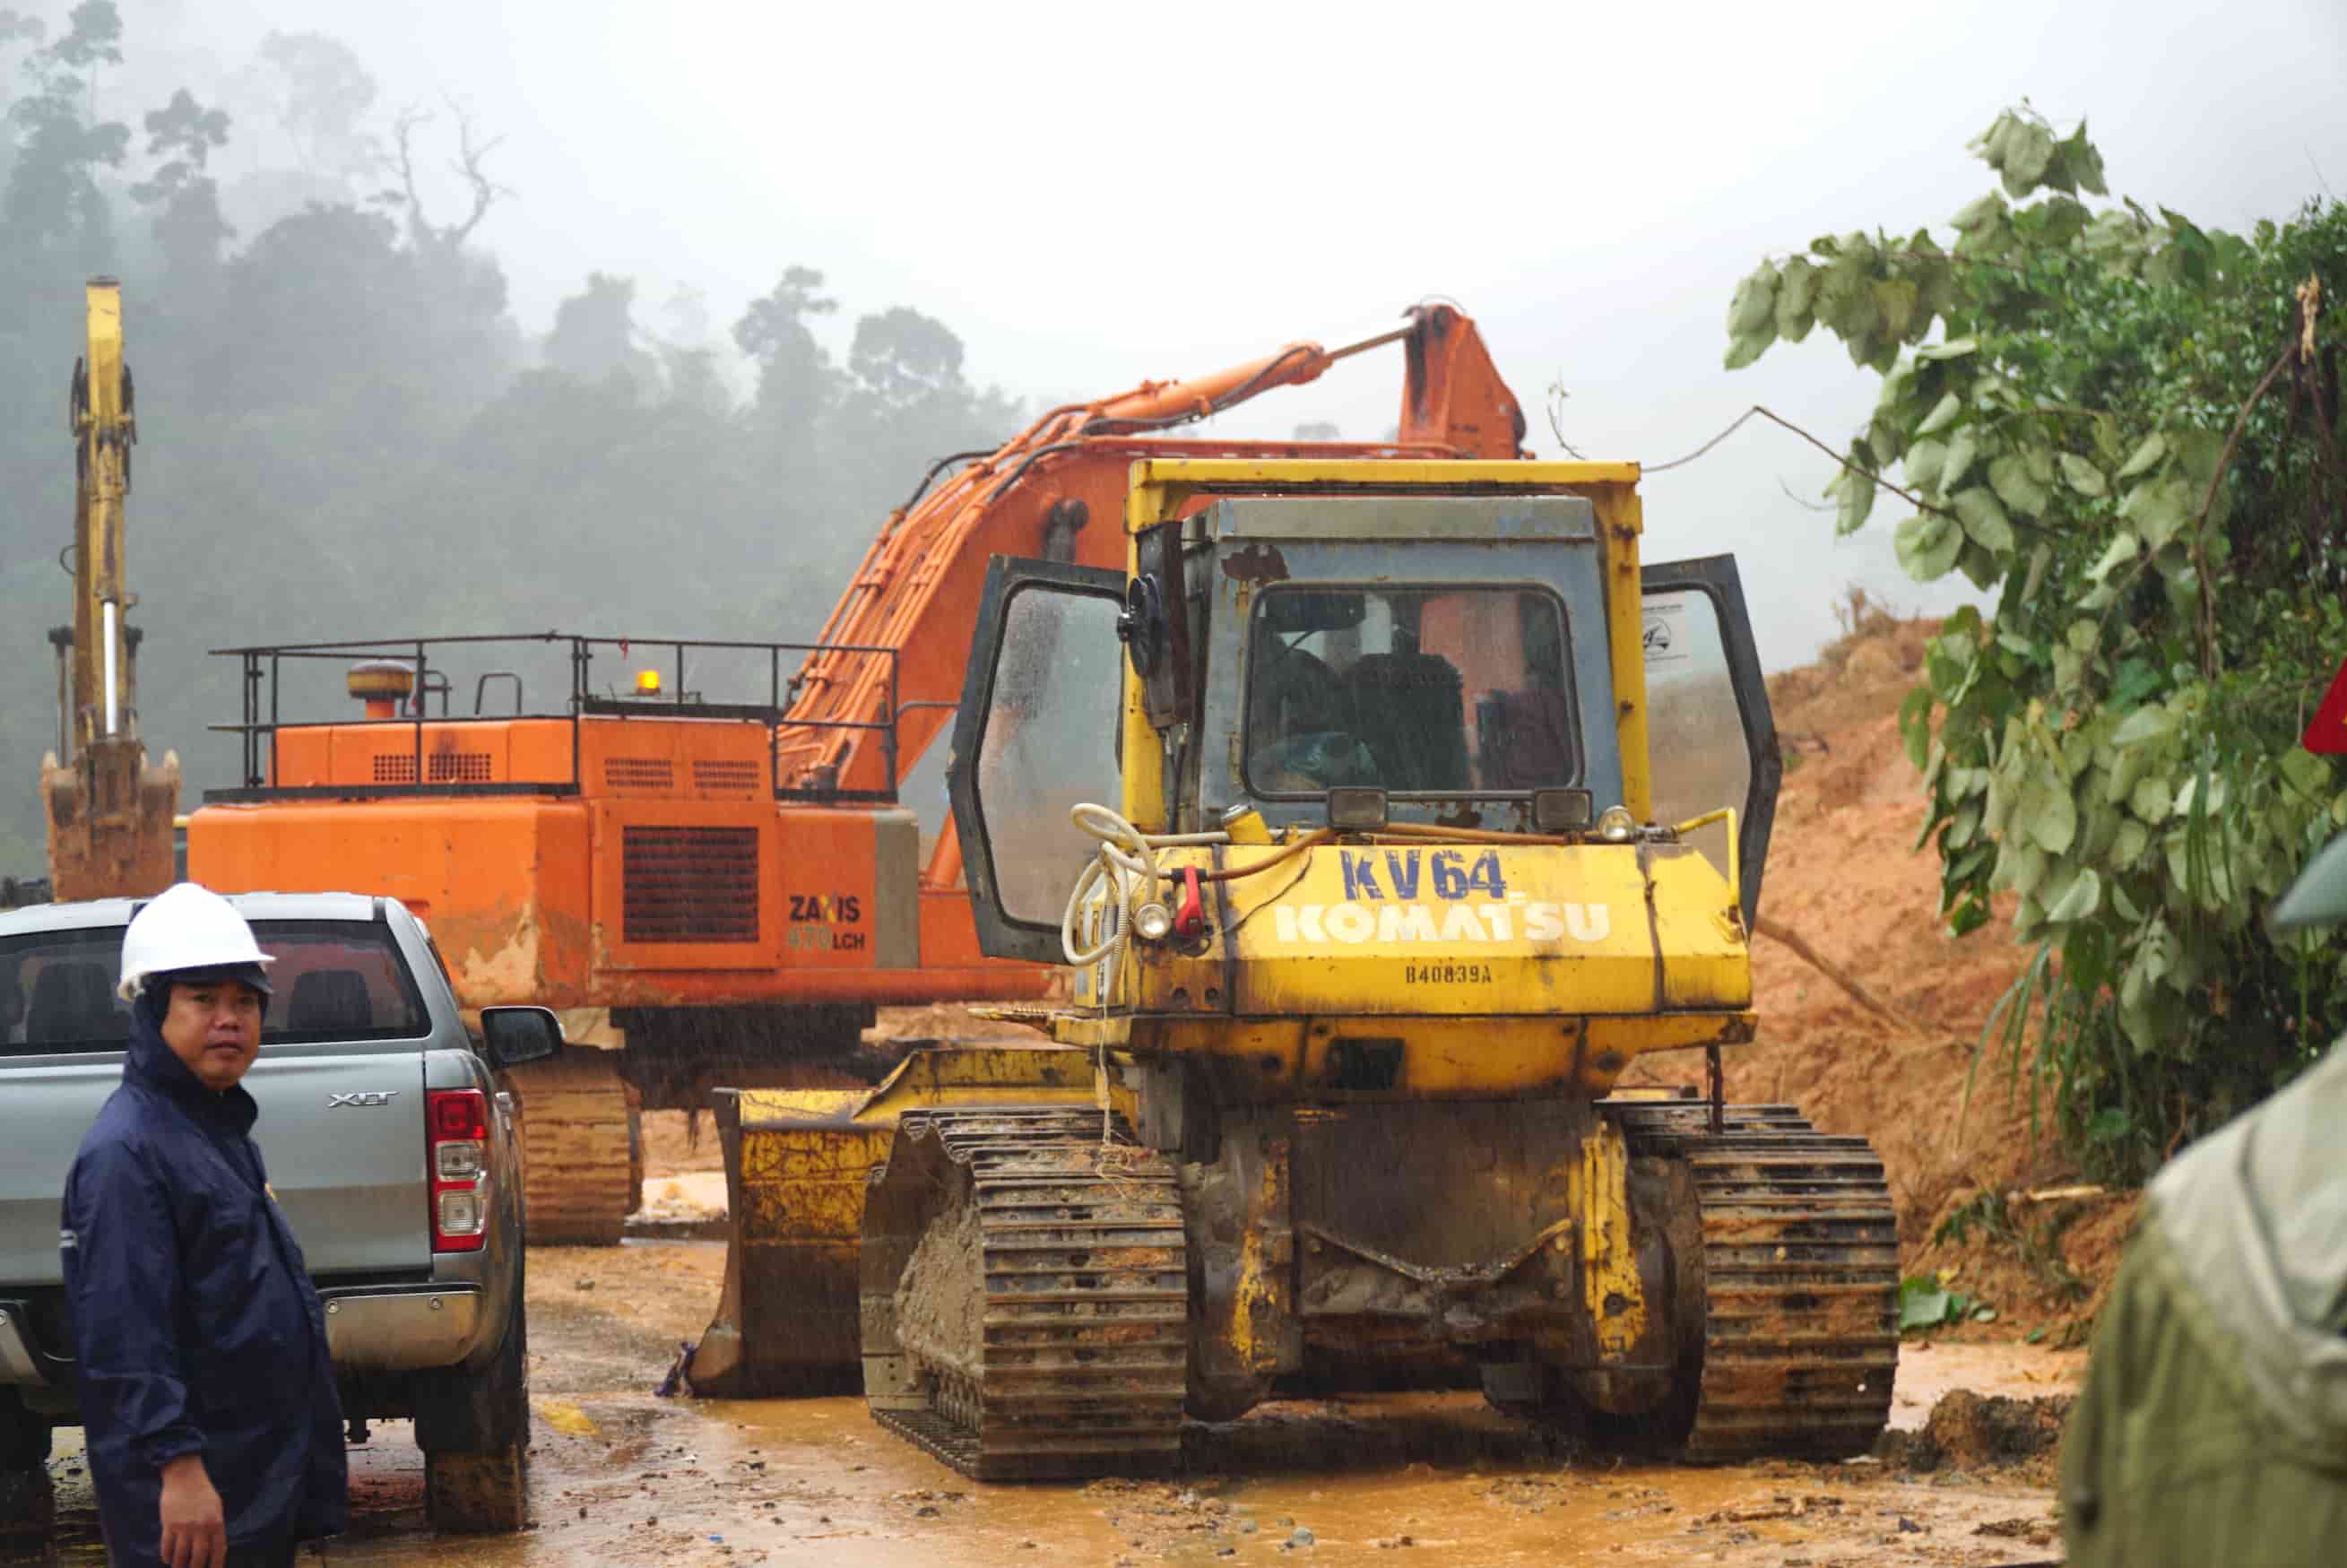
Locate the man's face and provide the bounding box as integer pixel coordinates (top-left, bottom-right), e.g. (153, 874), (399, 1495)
(160, 980), (264, 1092)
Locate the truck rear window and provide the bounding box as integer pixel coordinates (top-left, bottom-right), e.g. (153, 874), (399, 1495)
(0, 919), (428, 1055)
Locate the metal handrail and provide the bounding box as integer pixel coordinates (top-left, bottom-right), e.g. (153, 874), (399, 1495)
(207, 631), (905, 805)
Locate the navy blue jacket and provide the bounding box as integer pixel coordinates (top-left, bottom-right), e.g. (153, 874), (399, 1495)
(60, 998), (348, 1563)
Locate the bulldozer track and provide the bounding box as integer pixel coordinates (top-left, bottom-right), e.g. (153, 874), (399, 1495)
(873, 1108), (1190, 1481)
(1611, 1100), (1900, 1463)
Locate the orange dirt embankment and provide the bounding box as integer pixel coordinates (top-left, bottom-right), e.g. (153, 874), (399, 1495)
(1624, 608), (2135, 1343)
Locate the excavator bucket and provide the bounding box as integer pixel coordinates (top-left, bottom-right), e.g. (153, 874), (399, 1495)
(688, 1044), (1118, 1399)
(41, 740), (179, 900)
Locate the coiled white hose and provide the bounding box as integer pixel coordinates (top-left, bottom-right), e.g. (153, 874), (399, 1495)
(1060, 803), (1228, 967)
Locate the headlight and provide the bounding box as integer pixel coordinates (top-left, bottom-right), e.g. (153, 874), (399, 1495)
(1597, 805), (1638, 843)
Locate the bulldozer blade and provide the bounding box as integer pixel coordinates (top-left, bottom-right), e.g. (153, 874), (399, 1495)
(688, 1087), (883, 1399)
(688, 1044), (1122, 1399)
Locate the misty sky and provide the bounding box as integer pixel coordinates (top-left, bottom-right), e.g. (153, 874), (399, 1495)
(126, 0), (2347, 667)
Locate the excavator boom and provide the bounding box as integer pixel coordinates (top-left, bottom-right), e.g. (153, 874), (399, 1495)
(778, 305), (1528, 816)
(41, 278), (179, 899)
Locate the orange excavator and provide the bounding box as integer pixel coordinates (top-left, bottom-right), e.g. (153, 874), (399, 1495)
(187, 303), (1530, 1242)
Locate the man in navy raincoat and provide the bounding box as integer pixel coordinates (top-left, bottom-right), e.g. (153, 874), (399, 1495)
(61, 885), (347, 1568)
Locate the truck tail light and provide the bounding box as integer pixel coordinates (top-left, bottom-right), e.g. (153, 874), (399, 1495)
(428, 1088), (489, 1252)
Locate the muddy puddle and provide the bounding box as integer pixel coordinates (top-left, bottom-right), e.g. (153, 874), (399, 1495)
(4, 1241), (2075, 1566)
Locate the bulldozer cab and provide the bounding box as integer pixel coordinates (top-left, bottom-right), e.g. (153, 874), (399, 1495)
(948, 461), (1780, 966)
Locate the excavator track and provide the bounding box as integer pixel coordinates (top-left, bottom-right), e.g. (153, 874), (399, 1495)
(870, 1108), (1189, 1481)
(1611, 1100), (1900, 1463)
(506, 1050), (639, 1247)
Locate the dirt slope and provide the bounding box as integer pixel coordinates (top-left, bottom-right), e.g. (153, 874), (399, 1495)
(1624, 606), (2135, 1341)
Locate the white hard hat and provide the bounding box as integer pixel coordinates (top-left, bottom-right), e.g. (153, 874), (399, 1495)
(117, 883), (276, 1001)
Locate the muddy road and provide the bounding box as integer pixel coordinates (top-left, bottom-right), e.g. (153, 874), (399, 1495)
(10, 1234), (2078, 1567)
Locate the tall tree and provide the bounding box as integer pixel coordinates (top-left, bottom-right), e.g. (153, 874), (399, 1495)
(129, 87), (230, 284)
(1, 1), (126, 270)
(544, 272), (653, 392)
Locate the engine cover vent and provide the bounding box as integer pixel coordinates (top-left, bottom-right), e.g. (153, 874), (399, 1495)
(622, 826), (758, 942)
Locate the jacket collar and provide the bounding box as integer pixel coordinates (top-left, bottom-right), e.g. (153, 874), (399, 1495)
(125, 994), (260, 1137)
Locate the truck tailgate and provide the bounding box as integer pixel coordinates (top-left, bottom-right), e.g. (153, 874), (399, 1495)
(0, 1046), (431, 1288)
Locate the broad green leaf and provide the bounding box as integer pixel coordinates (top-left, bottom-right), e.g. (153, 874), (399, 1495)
(1951, 190), (2007, 233)
(1723, 329), (1771, 370)
(2112, 703), (2174, 748)
(2004, 839), (2050, 899)
(2053, 644), (2085, 692)
(1905, 437), (1947, 495)
(1894, 513), (1964, 581)
(2130, 776), (2173, 822)
(2093, 414), (2126, 468)
(1946, 801), (1982, 850)
(1728, 263), (1779, 336)
(1899, 1283), (1954, 1331)
(1875, 277), (1921, 342)
(1989, 452), (2052, 516)
(1944, 428), (1981, 490)
(1835, 466), (1875, 536)
(1775, 256), (1817, 342)
(1868, 419), (1901, 468)
(1958, 541), (2000, 590)
(1916, 336), (1979, 361)
(2021, 542), (2051, 604)
(2047, 866), (2102, 923)
(2117, 431), (2167, 480)
(2123, 474), (2196, 548)
(2065, 619), (2098, 654)
(2114, 820), (2150, 871)
(1917, 391), (1962, 437)
(2281, 749), (2330, 799)
(2001, 121), (2057, 196)
(1898, 686), (1935, 770)
(2171, 427), (2224, 489)
(2059, 452), (2108, 497)
(2037, 195), (2090, 245)
(2022, 766), (2079, 854)
(2084, 530), (2140, 583)
(2061, 122), (2109, 195)
(1953, 487), (2016, 552)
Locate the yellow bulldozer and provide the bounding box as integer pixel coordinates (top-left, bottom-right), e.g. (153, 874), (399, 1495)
(694, 458), (1898, 1480)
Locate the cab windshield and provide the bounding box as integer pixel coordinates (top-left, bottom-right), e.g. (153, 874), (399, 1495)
(1243, 585), (1578, 796)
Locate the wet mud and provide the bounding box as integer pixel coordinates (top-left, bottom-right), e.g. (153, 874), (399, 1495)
(4, 1238), (2078, 1566)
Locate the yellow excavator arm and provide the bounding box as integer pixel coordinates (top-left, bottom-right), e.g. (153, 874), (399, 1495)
(41, 277), (179, 899)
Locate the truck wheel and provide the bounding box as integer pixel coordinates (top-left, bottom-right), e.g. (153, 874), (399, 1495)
(0, 1395), (52, 1535)
(426, 1445), (525, 1534)
(418, 1260), (530, 1533)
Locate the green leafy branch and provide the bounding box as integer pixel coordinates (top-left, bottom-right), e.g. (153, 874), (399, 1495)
(1728, 107), (2347, 1179)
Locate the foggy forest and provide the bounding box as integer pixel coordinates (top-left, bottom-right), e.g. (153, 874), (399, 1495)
(0, 2), (1021, 871)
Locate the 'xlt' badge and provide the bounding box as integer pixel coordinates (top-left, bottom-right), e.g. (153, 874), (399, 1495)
(327, 1091), (400, 1108)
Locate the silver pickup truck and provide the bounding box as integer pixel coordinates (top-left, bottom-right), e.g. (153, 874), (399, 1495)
(0, 891), (559, 1536)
